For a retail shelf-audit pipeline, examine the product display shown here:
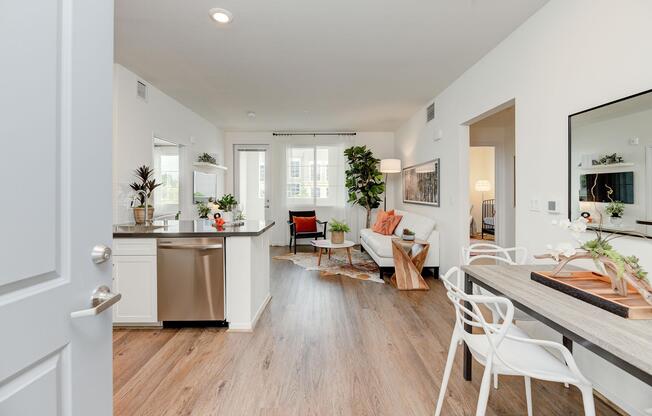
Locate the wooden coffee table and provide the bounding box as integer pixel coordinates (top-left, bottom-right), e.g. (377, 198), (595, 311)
(390, 238), (430, 290)
(311, 240), (355, 266)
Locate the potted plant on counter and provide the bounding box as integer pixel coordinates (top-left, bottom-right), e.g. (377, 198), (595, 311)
(605, 200), (625, 226)
(196, 201), (211, 219)
(130, 165), (161, 224)
(329, 219), (350, 244)
(215, 194), (238, 223)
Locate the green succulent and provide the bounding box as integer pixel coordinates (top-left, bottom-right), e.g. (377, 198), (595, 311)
(215, 194), (238, 212)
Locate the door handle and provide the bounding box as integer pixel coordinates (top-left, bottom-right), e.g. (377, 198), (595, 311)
(70, 285), (121, 318)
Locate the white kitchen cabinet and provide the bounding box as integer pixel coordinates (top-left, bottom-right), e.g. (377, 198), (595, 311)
(112, 239), (158, 325)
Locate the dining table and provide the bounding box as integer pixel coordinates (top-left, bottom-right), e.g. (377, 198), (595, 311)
(461, 264), (652, 386)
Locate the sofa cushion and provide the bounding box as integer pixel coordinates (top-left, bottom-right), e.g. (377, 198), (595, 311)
(393, 210), (436, 241)
(372, 214), (402, 235)
(360, 228), (394, 258)
(371, 209), (394, 233)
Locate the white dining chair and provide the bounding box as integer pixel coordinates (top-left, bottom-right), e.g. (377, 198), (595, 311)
(434, 267), (595, 416)
(461, 243), (533, 324)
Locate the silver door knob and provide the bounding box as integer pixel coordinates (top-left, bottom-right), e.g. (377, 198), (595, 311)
(91, 244), (112, 264)
(70, 285), (121, 318)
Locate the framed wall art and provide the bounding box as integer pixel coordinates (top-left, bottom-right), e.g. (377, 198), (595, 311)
(402, 159), (440, 207)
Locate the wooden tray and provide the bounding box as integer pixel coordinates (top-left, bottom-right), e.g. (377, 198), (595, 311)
(531, 271), (652, 319)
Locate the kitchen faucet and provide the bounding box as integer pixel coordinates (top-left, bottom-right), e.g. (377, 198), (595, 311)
(132, 189), (150, 225)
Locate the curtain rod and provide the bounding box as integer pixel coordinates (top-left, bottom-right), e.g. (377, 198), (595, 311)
(272, 132), (357, 137)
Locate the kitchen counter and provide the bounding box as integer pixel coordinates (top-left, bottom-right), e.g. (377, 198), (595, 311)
(113, 219), (275, 238)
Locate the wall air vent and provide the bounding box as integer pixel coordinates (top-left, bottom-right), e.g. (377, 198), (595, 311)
(426, 102), (435, 122)
(137, 80), (148, 101)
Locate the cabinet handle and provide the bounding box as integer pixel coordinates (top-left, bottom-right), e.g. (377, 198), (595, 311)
(158, 243), (223, 250)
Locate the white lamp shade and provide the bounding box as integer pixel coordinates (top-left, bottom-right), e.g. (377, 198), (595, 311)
(380, 159), (401, 173)
(475, 180), (491, 192)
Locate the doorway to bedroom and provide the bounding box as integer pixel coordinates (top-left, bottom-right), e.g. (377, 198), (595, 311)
(468, 105), (516, 247)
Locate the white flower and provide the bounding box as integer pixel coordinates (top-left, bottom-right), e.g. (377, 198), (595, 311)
(569, 217), (588, 233)
(547, 242), (578, 261)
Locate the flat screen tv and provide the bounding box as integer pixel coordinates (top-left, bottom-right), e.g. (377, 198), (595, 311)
(579, 171), (634, 204)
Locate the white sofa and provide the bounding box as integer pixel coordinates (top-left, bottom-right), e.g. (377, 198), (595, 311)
(359, 209), (440, 278)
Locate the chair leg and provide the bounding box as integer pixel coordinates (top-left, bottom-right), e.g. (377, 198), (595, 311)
(579, 385), (596, 416)
(294, 237), (297, 254)
(524, 376), (533, 416)
(493, 372), (499, 390)
(434, 331), (459, 416)
(475, 356), (493, 416)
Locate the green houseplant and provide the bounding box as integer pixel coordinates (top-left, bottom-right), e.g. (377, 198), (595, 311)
(344, 146), (385, 228)
(129, 165), (162, 224)
(215, 194), (238, 222)
(605, 200), (625, 225)
(196, 201), (211, 219)
(197, 152), (217, 165)
(329, 219), (350, 244)
(401, 228), (416, 241)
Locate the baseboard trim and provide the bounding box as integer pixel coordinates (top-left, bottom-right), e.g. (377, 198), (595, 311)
(227, 294), (272, 333)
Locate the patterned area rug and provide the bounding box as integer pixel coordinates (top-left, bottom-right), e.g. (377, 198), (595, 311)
(273, 247), (383, 283)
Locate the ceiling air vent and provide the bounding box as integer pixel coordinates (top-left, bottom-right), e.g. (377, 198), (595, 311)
(426, 102), (435, 122)
(137, 80), (148, 101)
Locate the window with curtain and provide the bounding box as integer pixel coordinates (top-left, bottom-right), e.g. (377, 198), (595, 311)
(279, 138), (359, 243)
(286, 145), (344, 206)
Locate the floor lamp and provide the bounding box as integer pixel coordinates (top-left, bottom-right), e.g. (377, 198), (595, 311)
(380, 159), (402, 211)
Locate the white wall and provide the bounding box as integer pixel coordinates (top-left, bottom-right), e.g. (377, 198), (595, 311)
(392, 1), (652, 413)
(224, 131), (395, 245)
(112, 64), (225, 224)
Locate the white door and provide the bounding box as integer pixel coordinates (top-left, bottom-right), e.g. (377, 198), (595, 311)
(234, 145), (271, 221)
(0, 1), (115, 415)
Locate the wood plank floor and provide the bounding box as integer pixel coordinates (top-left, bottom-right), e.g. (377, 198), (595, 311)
(113, 246), (619, 416)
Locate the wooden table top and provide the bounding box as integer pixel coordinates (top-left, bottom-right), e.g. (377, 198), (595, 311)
(462, 264), (652, 377)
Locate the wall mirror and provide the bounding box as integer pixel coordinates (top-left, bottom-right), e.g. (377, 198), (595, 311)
(193, 171), (218, 203)
(569, 89), (652, 237)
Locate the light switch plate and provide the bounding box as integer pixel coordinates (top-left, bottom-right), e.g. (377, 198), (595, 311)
(529, 199), (539, 212)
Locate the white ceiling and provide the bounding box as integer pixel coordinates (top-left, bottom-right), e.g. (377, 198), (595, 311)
(115, 0), (547, 132)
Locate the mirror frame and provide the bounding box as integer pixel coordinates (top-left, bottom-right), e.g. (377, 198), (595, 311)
(567, 88), (652, 239)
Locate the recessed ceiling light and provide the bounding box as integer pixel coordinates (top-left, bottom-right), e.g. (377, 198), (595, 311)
(247, 111), (256, 119)
(209, 8), (233, 24)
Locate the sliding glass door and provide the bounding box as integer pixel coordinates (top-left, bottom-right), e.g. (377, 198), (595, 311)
(234, 144), (271, 221)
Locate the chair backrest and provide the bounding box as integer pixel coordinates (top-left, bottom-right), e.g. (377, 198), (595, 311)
(461, 243), (528, 266)
(441, 267), (514, 353)
(289, 210), (316, 222)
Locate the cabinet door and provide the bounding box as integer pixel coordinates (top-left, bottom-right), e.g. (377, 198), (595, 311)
(112, 256), (157, 324)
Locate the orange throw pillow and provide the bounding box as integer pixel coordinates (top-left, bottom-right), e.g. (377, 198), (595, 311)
(373, 213), (402, 235)
(293, 216), (317, 233)
(372, 210), (395, 233)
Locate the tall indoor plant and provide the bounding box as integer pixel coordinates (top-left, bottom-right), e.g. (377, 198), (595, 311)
(130, 165), (161, 224)
(344, 146), (385, 228)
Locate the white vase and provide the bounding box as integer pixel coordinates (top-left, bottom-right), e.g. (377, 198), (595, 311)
(609, 216), (623, 226)
(222, 211), (233, 223)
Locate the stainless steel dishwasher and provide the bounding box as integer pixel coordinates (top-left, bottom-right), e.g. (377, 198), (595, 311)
(157, 237), (225, 323)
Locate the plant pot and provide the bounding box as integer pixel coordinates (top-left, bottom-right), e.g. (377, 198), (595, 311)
(331, 231), (345, 244)
(133, 206), (155, 224)
(609, 215), (623, 226)
(221, 211), (233, 223)
(402, 234), (415, 241)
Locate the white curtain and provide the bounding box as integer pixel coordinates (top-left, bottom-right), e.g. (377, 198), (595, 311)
(275, 135), (359, 246)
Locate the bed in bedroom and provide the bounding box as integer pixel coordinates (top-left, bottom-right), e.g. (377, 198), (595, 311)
(481, 198), (495, 239)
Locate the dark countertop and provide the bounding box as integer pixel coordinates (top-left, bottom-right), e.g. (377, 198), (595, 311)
(113, 219), (275, 238)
